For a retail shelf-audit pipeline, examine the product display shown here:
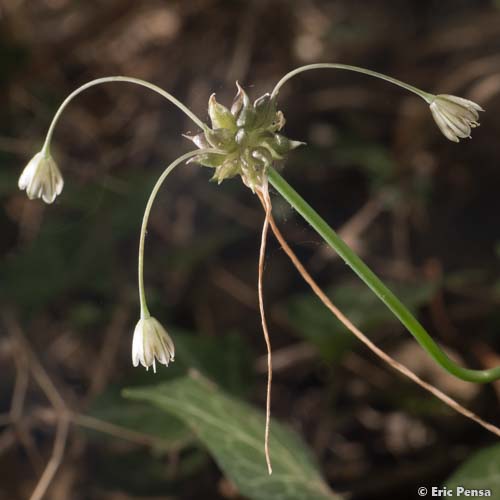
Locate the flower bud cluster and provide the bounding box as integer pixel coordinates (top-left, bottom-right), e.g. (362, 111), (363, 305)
(187, 83), (303, 192)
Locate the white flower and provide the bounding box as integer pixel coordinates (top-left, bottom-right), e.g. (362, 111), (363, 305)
(429, 94), (484, 143)
(18, 151), (64, 204)
(132, 316), (175, 372)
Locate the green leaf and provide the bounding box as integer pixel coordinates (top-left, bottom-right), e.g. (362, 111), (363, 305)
(124, 375), (341, 500)
(88, 388), (191, 449)
(445, 444), (500, 493)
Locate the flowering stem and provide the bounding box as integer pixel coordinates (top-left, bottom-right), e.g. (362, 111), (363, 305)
(138, 149), (222, 319)
(41, 76), (205, 156)
(271, 63), (434, 103)
(267, 167), (500, 383)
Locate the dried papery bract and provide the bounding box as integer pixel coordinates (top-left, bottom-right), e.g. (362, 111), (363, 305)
(256, 180), (274, 475)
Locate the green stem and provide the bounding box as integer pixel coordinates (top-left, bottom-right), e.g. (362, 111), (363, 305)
(138, 149), (221, 318)
(271, 63), (434, 103)
(268, 167), (500, 383)
(41, 76), (206, 156)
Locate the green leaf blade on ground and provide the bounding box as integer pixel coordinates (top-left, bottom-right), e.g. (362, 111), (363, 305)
(445, 444), (500, 493)
(124, 374), (341, 500)
(88, 388), (191, 450)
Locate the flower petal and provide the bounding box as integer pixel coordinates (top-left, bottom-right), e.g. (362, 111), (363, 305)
(438, 94), (484, 113)
(18, 152), (64, 203)
(430, 103), (459, 142)
(439, 108), (471, 138)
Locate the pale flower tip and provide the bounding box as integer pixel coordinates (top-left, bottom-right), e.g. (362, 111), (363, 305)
(131, 316), (175, 372)
(429, 94), (484, 143)
(18, 151), (64, 204)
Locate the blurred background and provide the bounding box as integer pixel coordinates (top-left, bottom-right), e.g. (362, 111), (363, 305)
(1, 1), (500, 499)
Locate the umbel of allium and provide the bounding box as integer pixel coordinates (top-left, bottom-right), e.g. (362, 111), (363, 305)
(186, 83), (304, 192)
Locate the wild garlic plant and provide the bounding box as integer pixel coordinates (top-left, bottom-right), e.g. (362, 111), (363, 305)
(18, 64), (497, 474)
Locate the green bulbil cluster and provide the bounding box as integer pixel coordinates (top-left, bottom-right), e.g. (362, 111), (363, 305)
(187, 83), (303, 192)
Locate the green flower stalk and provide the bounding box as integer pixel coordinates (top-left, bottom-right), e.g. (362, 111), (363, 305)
(135, 147), (223, 371)
(17, 76), (205, 205)
(271, 63), (483, 142)
(136, 149), (214, 320)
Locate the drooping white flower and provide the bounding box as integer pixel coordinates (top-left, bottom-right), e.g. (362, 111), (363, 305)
(18, 151), (64, 204)
(429, 94), (484, 143)
(132, 316), (175, 373)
